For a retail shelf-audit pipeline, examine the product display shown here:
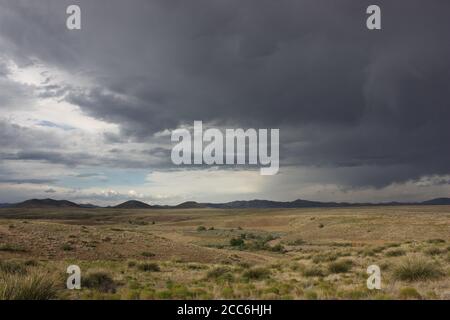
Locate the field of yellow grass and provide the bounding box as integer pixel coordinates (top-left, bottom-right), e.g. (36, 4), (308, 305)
(0, 205), (449, 299)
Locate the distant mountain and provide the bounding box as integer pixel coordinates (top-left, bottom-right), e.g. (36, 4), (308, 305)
(421, 198), (450, 205)
(206, 199), (351, 209)
(13, 198), (80, 208)
(113, 200), (153, 209)
(174, 201), (208, 209)
(1, 197), (450, 210)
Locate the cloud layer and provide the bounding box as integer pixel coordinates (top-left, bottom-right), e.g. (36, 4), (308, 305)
(1, 0), (450, 204)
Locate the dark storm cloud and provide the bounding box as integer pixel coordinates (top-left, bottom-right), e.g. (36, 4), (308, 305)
(1, 0), (450, 188)
(0, 120), (63, 149)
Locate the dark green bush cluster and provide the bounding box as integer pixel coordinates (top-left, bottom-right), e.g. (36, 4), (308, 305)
(137, 263), (160, 272)
(83, 271), (117, 293)
(328, 259), (353, 274)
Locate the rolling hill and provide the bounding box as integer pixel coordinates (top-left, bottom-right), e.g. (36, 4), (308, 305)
(1, 197), (449, 210)
(13, 198), (80, 208)
(113, 200), (154, 209)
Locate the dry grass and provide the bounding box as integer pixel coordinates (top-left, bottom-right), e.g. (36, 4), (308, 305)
(0, 205), (449, 299)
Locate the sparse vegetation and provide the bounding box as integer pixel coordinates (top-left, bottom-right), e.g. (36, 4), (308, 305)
(61, 244), (74, 251)
(0, 274), (57, 300)
(0, 205), (448, 299)
(424, 247), (443, 256)
(385, 249), (405, 257)
(230, 238), (245, 247)
(83, 271), (117, 293)
(0, 261), (26, 274)
(393, 257), (443, 282)
(328, 259), (353, 274)
(141, 251), (155, 258)
(242, 268), (271, 280)
(137, 263), (160, 272)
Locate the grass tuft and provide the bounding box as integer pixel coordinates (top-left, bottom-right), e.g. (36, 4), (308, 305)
(393, 257), (443, 282)
(0, 274), (57, 300)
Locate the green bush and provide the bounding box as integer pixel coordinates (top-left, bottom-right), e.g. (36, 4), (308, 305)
(141, 251), (155, 258)
(242, 268), (271, 280)
(83, 271), (117, 293)
(197, 226), (207, 232)
(328, 259), (353, 274)
(393, 257), (443, 282)
(137, 263), (160, 272)
(230, 238), (245, 247)
(61, 244), (74, 251)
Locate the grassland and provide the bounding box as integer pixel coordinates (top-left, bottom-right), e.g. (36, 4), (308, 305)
(0, 205), (449, 300)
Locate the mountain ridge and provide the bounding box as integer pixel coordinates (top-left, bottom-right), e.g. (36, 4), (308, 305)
(1, 197), (449, 209)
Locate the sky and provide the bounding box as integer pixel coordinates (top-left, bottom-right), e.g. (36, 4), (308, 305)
(1, 0), (450, 205)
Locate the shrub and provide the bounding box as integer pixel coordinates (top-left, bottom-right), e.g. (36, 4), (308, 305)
(61, 244), (74, 251)
(137, 263), (160, 272)
(197, 226), (207, 232)
(23, 260), (38, 267)
(141, 251), (155, 258)
(328, 259), (353, 274)
(393, 257), (443, 282)
(318, 224), (324, 228)
(0, 274), (57, 300)
(242, 268), (271, 280)
(385, 249), (406, 257)
(399, 287), (422, 299)
(230, 238), (245, 247)
(83, 271), (117, 293)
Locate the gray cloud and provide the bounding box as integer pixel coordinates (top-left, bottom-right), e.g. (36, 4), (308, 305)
(0, 0), (450, 196)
